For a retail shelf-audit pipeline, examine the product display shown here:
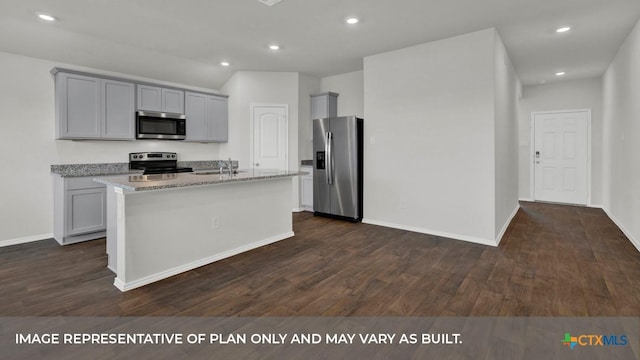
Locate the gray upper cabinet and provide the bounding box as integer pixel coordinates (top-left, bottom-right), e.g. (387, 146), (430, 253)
(102, 79), (135, 139)
(185, 92), (207, 142)
(310, 92), (338, 120)
(55, 71), (135, 140)
(207, 95), (228, 142)
(137, 85), (162, 111)
(56, 72), (101, 139)
(162, 88), (185, 114)
(185, 92), (228, 142)
(137, 85), (184, 114)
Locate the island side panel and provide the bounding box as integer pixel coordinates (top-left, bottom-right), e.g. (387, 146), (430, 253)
(106, 185), (117, 272)
(114, 177), (293, 291)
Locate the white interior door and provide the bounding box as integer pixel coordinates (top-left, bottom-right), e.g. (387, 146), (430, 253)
(251, 104), (288, 170)
(533, 110), (589, 205)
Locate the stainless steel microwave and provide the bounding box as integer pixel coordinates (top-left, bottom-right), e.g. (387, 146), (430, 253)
(136, 111), (186, 140)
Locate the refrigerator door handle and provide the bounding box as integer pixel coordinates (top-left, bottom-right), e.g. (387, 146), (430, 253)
(326, 131), (333, 185)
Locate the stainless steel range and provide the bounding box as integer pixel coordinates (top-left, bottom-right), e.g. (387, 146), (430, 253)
(129, 152), (193, 175)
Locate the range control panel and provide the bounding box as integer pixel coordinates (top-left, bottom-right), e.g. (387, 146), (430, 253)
(129, 152), (177, 161)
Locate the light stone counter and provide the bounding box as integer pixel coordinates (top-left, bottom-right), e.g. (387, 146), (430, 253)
(50, 160), (239, 177)
(94, 169), (306, 192)
(50, 163), (139, 177)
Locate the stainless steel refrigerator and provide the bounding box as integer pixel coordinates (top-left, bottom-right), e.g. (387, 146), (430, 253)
(313, 116), (363, 222)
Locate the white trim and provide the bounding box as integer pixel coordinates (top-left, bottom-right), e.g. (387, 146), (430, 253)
(530, 109), (592, 206)
(362, 219), (497, 247)
(114, 231), (295, 292)
(529, 114), (534, 200)
(495, 205), (520, 246)
(249, 103), (290, 171)
(0, 233), (53, 247)
(292, 208), (304, 212)
(519, 198), (535, 203)
(602, 207), (640, 253)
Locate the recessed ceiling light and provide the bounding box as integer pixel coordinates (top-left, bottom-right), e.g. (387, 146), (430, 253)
(256, 0), (284, 6)
(556, 26), (571, 33)
(37, 13), (56, 22)
(220, 61), (230, 67)
(269, 44), (280, 50)
(555, 71), (566, 76)
(346, 17), (359, 25)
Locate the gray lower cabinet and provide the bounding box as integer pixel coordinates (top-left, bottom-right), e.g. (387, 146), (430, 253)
(55, 71), (135, 140)
(300, 166), (313, 211)
(137, 85), (184, 114)
(185, 92), (228, 142)
(53, 175), (107, 245)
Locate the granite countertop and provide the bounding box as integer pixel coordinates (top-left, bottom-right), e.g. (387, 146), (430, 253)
(93, 169), (308, 192)
(50, 163), (141, 177)
(51, 160), (238, 177)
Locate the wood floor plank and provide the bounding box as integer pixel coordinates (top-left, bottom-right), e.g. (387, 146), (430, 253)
(1, 201), (639, 316)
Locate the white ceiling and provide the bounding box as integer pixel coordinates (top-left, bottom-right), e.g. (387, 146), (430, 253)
(1, 0), (639, 89)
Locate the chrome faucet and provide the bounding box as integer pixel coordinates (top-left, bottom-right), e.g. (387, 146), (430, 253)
(226, 158), (233, 176)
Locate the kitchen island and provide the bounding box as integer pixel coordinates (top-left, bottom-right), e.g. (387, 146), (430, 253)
(94, 169), (304, 292)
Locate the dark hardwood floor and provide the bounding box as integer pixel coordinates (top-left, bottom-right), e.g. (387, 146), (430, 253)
(1, 201), (639, 316)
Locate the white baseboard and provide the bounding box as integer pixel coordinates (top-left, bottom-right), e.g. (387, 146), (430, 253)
(520, 198), (604, 209)
(495, 205), (520, 246)
(114, 231), (295, 292)
(292, 208), (304, 213)
(362, 219), (497, 247)
(602, 207), (640, 253)
(0, 233), (52, 247)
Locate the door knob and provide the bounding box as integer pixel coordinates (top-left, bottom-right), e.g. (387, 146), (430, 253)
(255, 162), (260, 166)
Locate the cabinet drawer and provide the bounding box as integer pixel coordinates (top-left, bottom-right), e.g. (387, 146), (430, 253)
(66, 176), (104, 190)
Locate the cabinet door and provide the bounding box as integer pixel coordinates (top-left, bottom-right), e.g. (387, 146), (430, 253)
(310, 95), (327, 120)
(301, 175), (313, 209)
(65, 187), (107, 236)
(56, 73), (101, 139)
(207, 96), (228, 142)
(310, 93), (338, 120)
(102, 79), (135, 139)
(162, 88), (184, 114)
(185, 92), (208, 141)
(137, 85), (162, 111)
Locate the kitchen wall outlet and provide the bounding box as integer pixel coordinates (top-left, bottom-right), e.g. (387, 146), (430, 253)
(370, 136), (376, 145)
(211, 216), (220, 230)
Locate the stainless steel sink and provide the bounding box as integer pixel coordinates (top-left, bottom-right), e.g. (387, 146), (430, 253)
(193, 171), (222, 175)
(192, 170), (245, 175)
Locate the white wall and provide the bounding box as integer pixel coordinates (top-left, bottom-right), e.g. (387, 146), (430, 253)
(0, 51), (224, 244)
(298, 74), (321, 162)
(320, 70), (364, 118)
(602, 18), (640, 251)
(518, 77), (603, 205)
(363, 29), (499, 245)
(220, 71), (301, 209)
(493, 31), (521, 242)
